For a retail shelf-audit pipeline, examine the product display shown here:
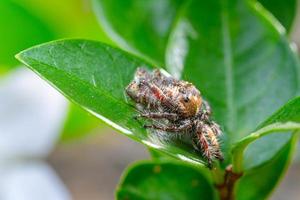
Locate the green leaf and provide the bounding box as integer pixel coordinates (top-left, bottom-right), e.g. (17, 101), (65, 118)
(116, 161), (216, 200)
(16, 39), (208, 166)
(259, 96), (300, 127)
(167, 0), (300, 139)
(258, 0), (297, 32)
(166, 0), (300, 165)
(0, 0), (55, 68)
(232, 97), (300, 172)
(242, 131), (293, 170)
(236, 134), (297, 200)
(93, 0), (185, 65)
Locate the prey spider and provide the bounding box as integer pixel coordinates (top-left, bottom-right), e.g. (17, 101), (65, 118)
(126, 68), (223, 167)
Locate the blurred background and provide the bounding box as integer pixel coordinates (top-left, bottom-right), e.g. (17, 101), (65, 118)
(0, 0), (300, 199)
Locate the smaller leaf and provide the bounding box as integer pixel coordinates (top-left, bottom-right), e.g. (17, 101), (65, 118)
(236, 134), (297, 200)
(116, 161), (216, 200)
(232, 97), (300, 172)
(258, 96), (300, 127)
(242, 131), (292, 170)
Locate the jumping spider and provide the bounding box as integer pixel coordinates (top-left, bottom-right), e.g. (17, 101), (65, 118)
(126, 68), (223, 167)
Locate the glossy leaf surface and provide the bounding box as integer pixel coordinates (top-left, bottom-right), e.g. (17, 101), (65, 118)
(16, 39), (207, 166)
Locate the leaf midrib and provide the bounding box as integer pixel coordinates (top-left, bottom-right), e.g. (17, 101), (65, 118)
(221, 4), (236, 135)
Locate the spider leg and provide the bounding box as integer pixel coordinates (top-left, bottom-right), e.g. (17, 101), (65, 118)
(195, 131), (213, 168)
(127, 103), (137, 110)
(214, 150), (224, 161)
(135, 112), (178, 120)
(204, 124), (224, 161)
(144, 121), (193, 133)
(203, 100), (212, 116)
(194, 121), (214, 167)
(199, 100), (212, 122)
(194, 121), (223, 167)
(210, 121), (222, 136)
(192, 140), (200, 151)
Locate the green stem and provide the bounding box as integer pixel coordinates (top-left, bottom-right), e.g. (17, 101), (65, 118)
(231, 143), (248, 173)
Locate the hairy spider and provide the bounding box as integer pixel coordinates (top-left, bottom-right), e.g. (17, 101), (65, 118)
(126, 68), (223, 167)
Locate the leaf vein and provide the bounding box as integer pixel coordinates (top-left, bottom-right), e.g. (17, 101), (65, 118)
(221, 5), (236, 134)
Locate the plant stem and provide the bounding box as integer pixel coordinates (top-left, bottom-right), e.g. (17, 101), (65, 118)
(215, 165), (243, 200)
(231, 149), (244, 173)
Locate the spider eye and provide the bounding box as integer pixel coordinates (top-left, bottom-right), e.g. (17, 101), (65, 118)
(184, 96), (190, 102)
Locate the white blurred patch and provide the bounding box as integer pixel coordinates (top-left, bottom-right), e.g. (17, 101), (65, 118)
(0, 162), (71, 200)
(166, 19), (197, 79)
(0, 67), (68, 159)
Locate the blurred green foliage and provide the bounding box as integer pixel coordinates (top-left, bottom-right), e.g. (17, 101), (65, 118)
(0, 0), (55, 69)
(61, 104), (99, 141)
(0, 0), (114, 141)
(12, 0), (112, 40)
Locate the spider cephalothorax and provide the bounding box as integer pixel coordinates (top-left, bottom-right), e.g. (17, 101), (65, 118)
(126, 68), (223, 167)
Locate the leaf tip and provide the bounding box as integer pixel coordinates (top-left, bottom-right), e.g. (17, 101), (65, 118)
(14, 52), (23, 62)
(14, 49), (28, 65)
